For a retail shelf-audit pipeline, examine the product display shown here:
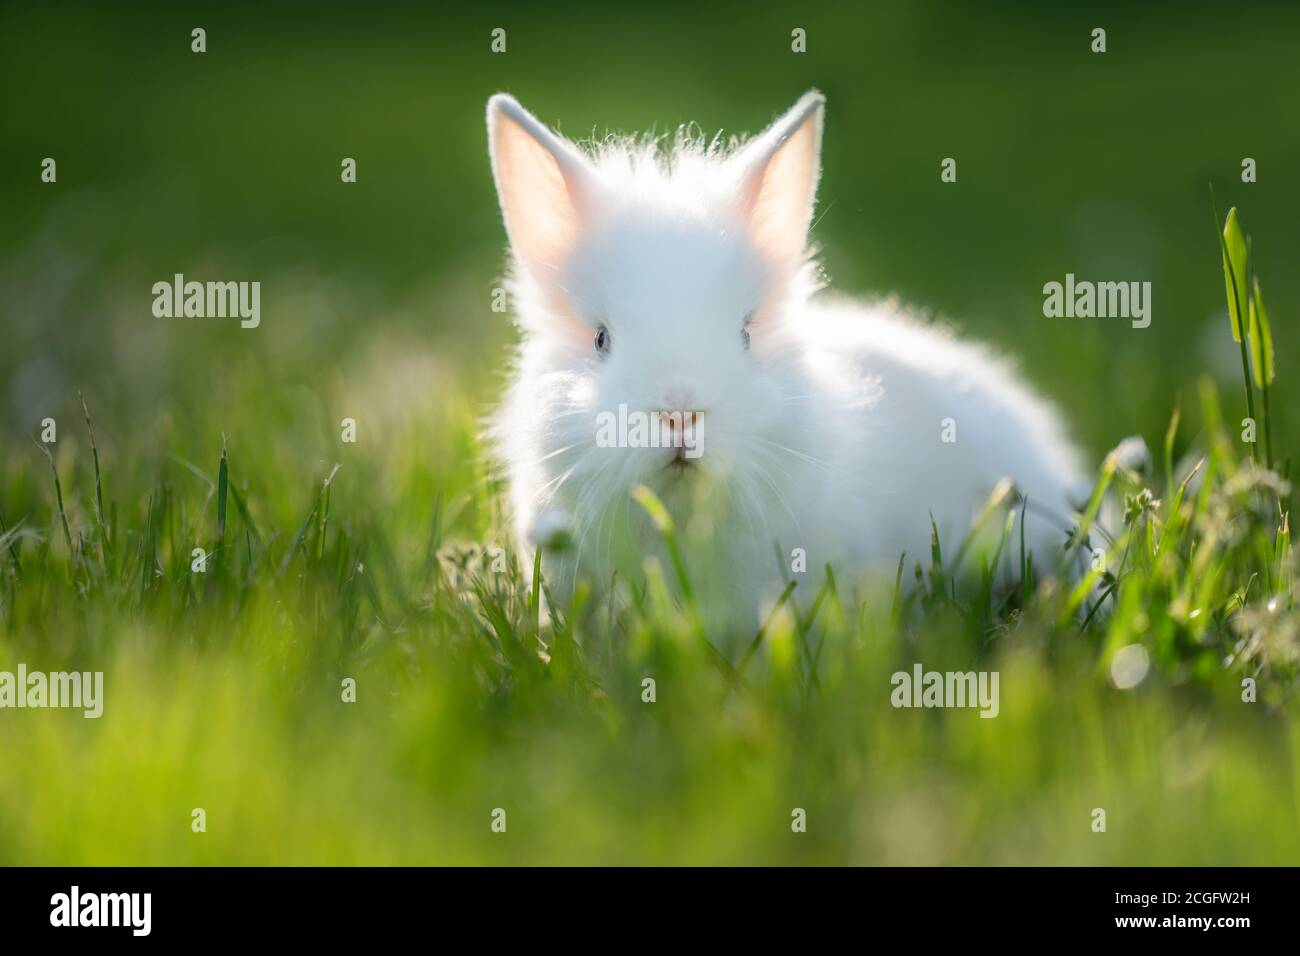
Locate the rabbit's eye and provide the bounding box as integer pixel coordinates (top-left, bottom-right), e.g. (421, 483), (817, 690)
(594, 324), (611, 355)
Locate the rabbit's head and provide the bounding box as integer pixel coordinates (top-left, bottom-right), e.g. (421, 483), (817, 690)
(487, 91), (827, 546)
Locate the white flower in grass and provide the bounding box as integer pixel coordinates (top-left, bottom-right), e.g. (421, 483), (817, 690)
(529, 508), (573, 552)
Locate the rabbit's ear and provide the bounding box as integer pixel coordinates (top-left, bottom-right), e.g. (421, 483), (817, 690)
(487, 94), (597, 287)
(734, 90), (825, 266)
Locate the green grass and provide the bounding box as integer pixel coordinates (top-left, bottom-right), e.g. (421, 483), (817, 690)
(1, 1), (1298, 865)
(0, 237), (1295, 862)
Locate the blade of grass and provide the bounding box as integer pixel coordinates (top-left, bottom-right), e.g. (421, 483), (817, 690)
(0, 510), (23, 577)
(216, 438), (228, 545)
(34, 438), (75, 559)
(315, 461), (335, 563)
(1249, 276), (1276, 469)
(79, 391), (111, 564)
(1163, 403), (1180, 508)
(529, 546), (543, 635)
(630, 484), (694, 607)
(278, 466), (338, 578)
(1212, 194), (1257, 461)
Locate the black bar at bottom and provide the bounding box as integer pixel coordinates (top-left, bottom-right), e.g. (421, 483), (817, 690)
(0, 866), (1282, 942)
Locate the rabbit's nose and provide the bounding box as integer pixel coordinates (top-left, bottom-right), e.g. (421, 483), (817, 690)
(663, 386), (696, 411)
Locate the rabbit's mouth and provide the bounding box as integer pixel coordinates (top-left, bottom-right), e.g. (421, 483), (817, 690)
(666, 447), (695, 472)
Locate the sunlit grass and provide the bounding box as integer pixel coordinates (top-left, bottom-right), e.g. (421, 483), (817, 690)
(0, 249), (1294, 863)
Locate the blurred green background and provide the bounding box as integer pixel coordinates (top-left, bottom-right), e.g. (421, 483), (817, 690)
(2, 0), (1297, 457)
(1, 1), (1298, 865)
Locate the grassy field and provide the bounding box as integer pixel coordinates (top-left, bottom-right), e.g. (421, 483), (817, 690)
(0, 2), (1297, 864)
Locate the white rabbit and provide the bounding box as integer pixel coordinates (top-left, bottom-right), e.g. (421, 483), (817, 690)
(486, 90), (1092, 635)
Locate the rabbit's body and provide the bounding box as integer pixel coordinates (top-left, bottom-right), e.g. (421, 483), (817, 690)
(487, 91), (1088, 633)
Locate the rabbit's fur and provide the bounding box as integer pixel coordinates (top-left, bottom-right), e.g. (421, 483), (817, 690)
(486, 90), (1089, 634)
